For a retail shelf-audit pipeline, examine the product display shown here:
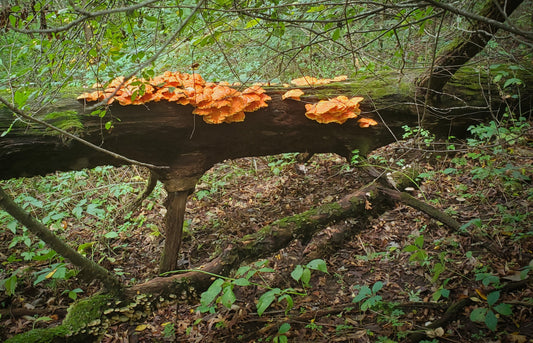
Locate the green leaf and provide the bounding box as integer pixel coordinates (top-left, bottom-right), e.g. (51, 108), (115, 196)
(104, 231), (119, 239)
(503, 77), (522, 88)
(493, 303), (512, 316)
(257, 288), (280, 316)
(291, 265), (304, 281)
(232, 278), (251, 286)
(470, 307), (487, 322)
(306, 259), (328, 273)
(372, 281), (383, 294)
(278, 294), (293, 314)
(307, 5), (326, 12)
(432, 263), (445, 283)
(403, 244), (418, 252)
(331, 28), (341, 40)
(200, 278), (224, 307)
(361, 295), (382, 311)
(3, 275), (17, 295)
(278, 322), (291, 334)
(353, 285), (371, 303)
(414, 235), (424, 248)
(245, 18), (261, 28)
(7, 220), (17, 234)
(486, 291), (500, 307)
(301, 268), (311, 286)
(485, 309), (498, 331)
(220, 285), (236, 309)
(235, 266), (251, 277)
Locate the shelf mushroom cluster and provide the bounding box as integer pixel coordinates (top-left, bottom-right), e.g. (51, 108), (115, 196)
(78, 71), (377, 127)
(304, 95), (364, 124)
(77, 71), (271, 124)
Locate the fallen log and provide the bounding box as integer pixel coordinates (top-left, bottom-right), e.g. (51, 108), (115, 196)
(4, 69), (530, 271)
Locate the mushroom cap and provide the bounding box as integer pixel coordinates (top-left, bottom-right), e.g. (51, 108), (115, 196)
(77, 71), (271, 124)
(357, 117), (378, 128)
(282, 89), (304, 101)
(304, 96), (363, 124)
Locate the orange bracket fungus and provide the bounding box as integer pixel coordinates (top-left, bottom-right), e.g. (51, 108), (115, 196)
(282, 89), (304, 101)
(78, 71), (271, 124)
(290, 75), (347, 87)
(304, 95), (364, 124)
(357, 117), (378, 128)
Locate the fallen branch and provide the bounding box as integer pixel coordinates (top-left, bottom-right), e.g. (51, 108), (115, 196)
(379, 187), (461, 230)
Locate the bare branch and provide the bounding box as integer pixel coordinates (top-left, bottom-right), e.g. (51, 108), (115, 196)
(9, 0), (161, 34)
(423, 0), (533, 41)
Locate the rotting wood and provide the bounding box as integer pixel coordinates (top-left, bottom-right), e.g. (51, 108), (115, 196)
(3, 70), (530, 182)
(379, 188), (461, 230)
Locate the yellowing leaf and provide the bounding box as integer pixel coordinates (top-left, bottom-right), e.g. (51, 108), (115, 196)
(135, 324), (148, 331)
(45, 268), (57, 279)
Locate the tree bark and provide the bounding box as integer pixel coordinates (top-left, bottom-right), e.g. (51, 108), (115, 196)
(418, 0), (525, 94)
(159, 190), (190, 272)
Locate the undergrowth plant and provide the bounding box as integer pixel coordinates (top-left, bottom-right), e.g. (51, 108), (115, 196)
(197, 259), (328, 316)
(0, 166), (152, 297)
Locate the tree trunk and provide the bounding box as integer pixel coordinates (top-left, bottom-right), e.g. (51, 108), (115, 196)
(418, 0), (524, 94)
(3, 71), (530, 182)
(159, 190), (190, 272)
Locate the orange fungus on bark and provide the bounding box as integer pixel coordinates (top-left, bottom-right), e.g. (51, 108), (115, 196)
(304, 96), (364, 124)
(282, 89), (304, 101)
(77, 71), (271, 124)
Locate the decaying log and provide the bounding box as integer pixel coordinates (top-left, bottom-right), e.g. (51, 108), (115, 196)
(1, 71), (531, 272)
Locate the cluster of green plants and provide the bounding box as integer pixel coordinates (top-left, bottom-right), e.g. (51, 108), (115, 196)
(170, 259), (328, 342)
(0, 166), (157, 298)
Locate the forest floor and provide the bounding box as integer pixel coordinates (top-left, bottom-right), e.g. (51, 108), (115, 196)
(1, 125), (532, 343)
